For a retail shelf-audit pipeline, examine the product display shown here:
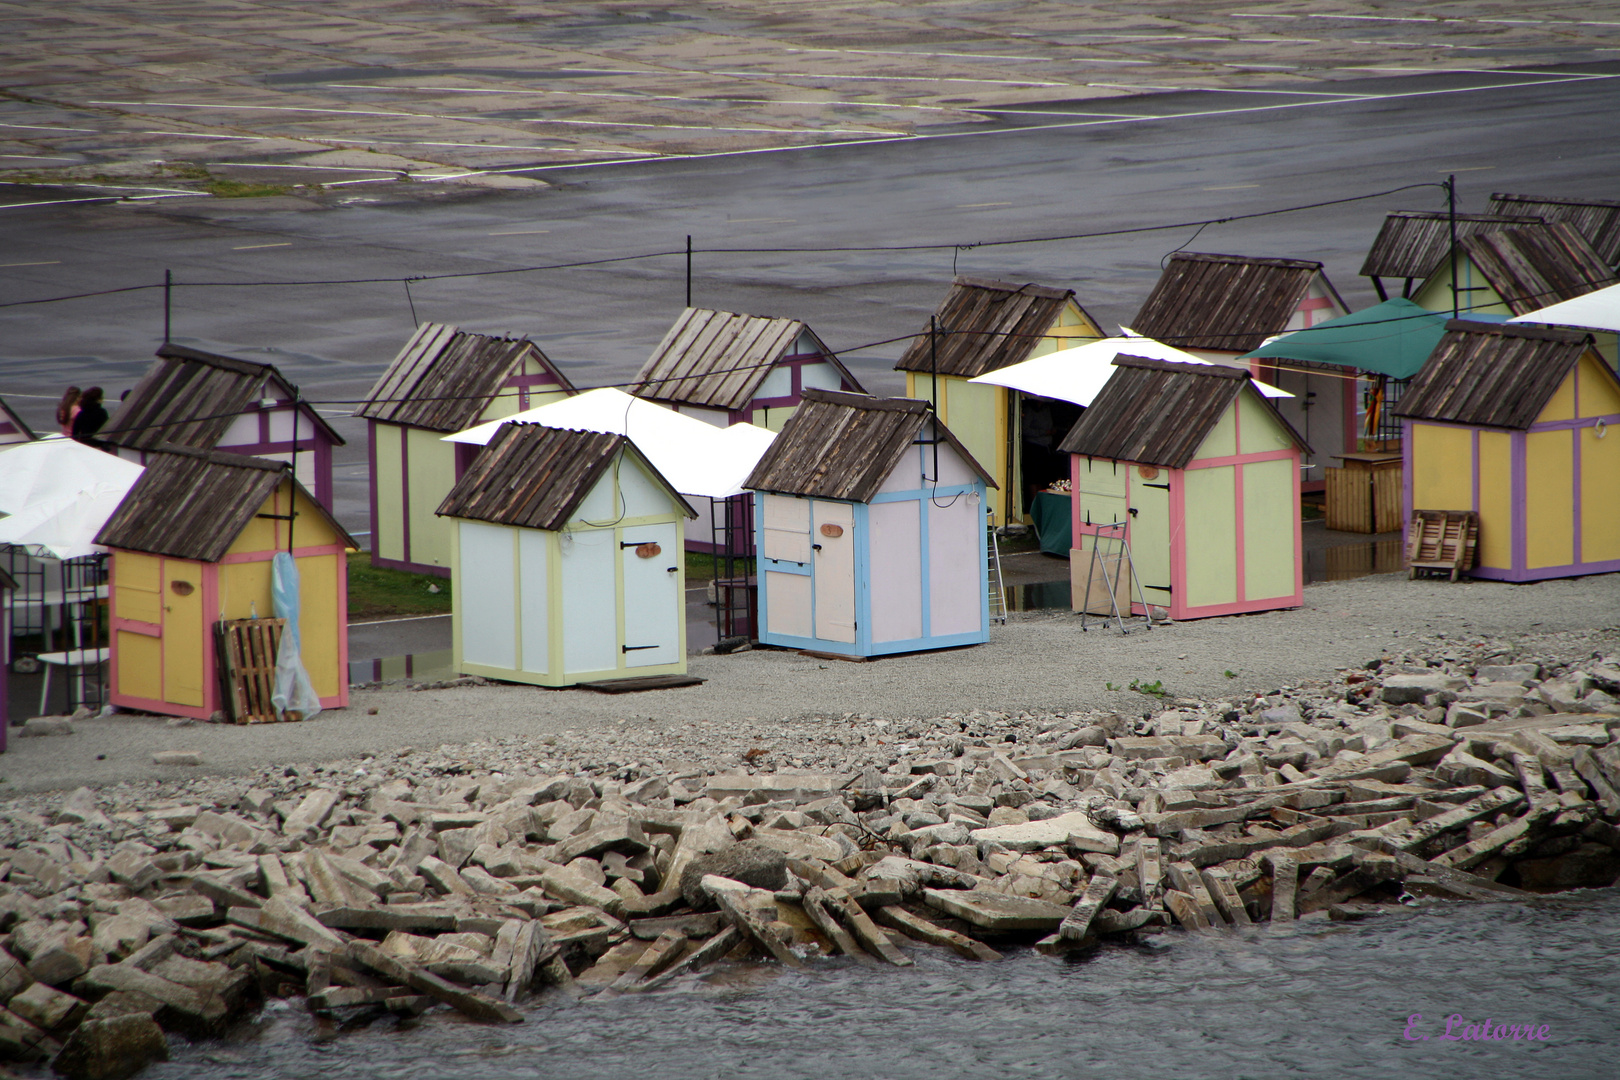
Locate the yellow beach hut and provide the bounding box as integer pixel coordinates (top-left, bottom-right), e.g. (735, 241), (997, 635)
(356, 323), (575, 576)
(1395, 320), (1620, 582)
(97, 448), (357, 720)
(437, 424), (697, 687)
(1059, 356), (1308, 621)
(894, 277), (1103, 527)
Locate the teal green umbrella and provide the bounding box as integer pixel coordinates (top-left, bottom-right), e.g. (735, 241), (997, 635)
(1241, 298), (1451, 379)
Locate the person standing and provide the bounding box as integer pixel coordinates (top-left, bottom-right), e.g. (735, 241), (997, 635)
(70, 386), (108, 447)
(56, 386), (80, 435)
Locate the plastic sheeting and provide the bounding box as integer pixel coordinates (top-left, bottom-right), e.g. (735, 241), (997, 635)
(1508, 282), (1620, 333)
(443, 388), (776, 499)
(967, 330), (1293, 405)
(1241, 298), (1451, 380)
(0, 436), (144, 560)
(270, 551), (322, 722)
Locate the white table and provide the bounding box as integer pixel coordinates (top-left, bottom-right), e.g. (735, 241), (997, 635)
(36, 647), (109, 715)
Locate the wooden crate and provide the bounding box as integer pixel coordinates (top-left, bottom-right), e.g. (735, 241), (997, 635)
(215, 618), (292, 723)
(1406, 510), (1479, 582)
(1324, 453), (1404, 534)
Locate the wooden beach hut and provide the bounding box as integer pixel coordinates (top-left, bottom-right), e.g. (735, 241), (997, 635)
(356, 323), (576, 576)
(746, 389), (996, 657)
(1359, 210), (1542, 302)
(436, 424), (697, 687)
(1059, 356), (1308, 621)
(1130, 252), (1349, 490)
(894, 277), (1103, 526)
(1410, 221), (1616, 320)
(1487, 193), (1620, 267)
(96, 448), (357, 720)
(1394, 320), (1620, 582)
(630, 307), (865, 431)
(102, 344), (344, 510)
(0, 396), (34, 446)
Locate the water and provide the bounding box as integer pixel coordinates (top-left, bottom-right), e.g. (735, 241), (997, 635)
(94, 889), (1620, 1080)
(1304, 538), (1405, 585)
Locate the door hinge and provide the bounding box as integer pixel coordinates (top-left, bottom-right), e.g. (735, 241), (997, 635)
(1143, 584), (1173, 593)
(1141, 482), (1170, 491)
(622, 644), (659, 652)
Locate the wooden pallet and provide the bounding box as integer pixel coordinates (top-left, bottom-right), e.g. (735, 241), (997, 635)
(1407, 510), (1479, 581)
(215, 618), (293, 723)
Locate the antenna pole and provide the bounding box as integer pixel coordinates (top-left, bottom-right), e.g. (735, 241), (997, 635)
(685, 235), (692, 308)
(163, 269), (171, 343)
(1447, 174), (1458, 319)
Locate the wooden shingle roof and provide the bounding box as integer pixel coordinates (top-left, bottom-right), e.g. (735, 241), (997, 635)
(356, 323), (574, 433)
(1130, 253), (1340, 354)
(1359, 211), (1542, 281)
(631, 308), (864, 411)
(1457, 221), (1618, 316)
(102, 344), (344, 452)
(436, 424), (694, 531)
(893, 276), (1091, 377)
(1394, 320), (1599, 430)
(745, 389), (994, 502)
(1487, 193), (1620, 265)
(95, 446), (356, 562)
(1058, 356), (1307, 469)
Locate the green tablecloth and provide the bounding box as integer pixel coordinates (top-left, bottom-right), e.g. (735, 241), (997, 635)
(1030, 491), (1071, 556)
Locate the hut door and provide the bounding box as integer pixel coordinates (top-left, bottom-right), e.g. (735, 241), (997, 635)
(161, 561), (205, 707)
(620, 522), (680, 667)
(1130, 470), (1173, 608)
(811, 502), (856, 643)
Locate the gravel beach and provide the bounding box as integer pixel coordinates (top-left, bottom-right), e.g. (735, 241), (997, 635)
(4, 571), (1617, 796)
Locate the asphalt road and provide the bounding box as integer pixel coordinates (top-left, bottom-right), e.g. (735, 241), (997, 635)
(3, 62), (1619, 534)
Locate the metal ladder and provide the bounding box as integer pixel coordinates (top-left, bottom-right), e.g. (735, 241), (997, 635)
(987, 508), (1007, 625)
(1078, 520), (1152, 634)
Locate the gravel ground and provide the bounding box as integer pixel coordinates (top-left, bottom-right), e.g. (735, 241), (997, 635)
(4, 571), (1617, 796)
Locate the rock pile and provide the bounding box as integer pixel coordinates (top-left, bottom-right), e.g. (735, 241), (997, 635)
(0, 645), (1618, 1077)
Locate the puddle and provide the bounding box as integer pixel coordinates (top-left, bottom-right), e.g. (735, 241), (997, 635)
(1304, 538), (1404, 584)
(348, 649), (454, 685)
(1003, 580), (1072, 612)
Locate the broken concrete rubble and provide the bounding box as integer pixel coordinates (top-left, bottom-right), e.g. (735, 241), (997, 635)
(0, 642), (1614, 1077)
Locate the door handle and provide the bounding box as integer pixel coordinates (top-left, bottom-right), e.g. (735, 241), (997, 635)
(666, 566), (677, 572)
(812, 543), (822, 551)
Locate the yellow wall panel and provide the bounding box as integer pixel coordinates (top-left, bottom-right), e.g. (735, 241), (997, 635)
(161, 559), (205, 707)
(1578, 354), (1620, 417)
(1537, 373), (1576, 423)
(1198, 403), (1238, 459)
(116, 630), (162, 700)
(374, 423), (405, 564)
(1241, 458), (1296, 601)
(115, 551), (162, 624)
(1525, 430), (1574, 569)
(1411, 423), (1474, 511)
(407, 426), (458, 570)
(1236, 390), (1294, 454)
(941, 378), (1007, 523)
(1182, 467), (1236, 609)
(220, 561), (272, 621)
(1582, 423), (1620, 563)
(297, 553), (341, 697)
(1477, 431), (1514, 570)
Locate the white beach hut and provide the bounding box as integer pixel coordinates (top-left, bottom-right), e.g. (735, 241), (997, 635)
(436, 424), (697, 687)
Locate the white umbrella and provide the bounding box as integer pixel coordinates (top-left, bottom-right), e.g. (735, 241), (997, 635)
(443, 387), (776, 499)
(967, 329), (1293, 405)
(1507, 282), (1620, 334)
(0, 436), (144, 559)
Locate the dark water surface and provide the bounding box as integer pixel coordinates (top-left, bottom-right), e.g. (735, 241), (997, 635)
(107, 889), (1620, 1080)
